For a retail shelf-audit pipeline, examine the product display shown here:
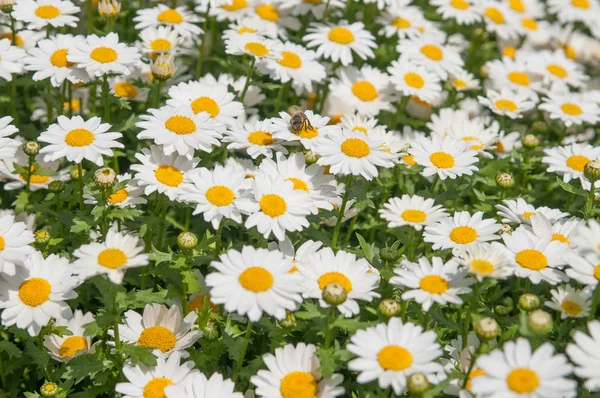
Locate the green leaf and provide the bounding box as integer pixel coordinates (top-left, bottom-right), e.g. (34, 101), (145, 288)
(149, 244), (173, 265)
(0, 341), (20, 358)
(556, 177), (588, 197)
(70, 219), (91, 233)
(121, 344), (158, 367)
(182, 270), (202, 294)
(62, 355), (109, 384)
(356, 233), (375, 261)
(125, 289), (167, 308)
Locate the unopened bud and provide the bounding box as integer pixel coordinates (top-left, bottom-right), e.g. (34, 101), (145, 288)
(40, 381), (59, 397)
(521, 134), (539, 149)
(177, 231), (198, 249)
(0, 0), (15, 12)
(518, 293), (540, 311)
(48, 180), (65, 193)
(93, 167), (116, 188)
(527, 309), (552, 334)
(98, 0), (120, 18)
(304, 150), (319, 165)
(34, 230), (50, 245)
(475, 317), (499, 340)
(202, 323), (219, 341)
(407, 372), (429, 394)
(23, 141), (40, 156)
(532, 121), (548, 134)
(379, 247), (401, 263)
(151, 53), (176, 81)
(500, 223), (513, 235)
(279, 311), (297, 328)
(378, 299), (401, 317)
(584, 159), (600, 182)
(495, 172), (514, 189)
(322, 282), (347, 306)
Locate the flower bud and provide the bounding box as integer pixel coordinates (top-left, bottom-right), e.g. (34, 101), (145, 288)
(23, 141), (40, 156)
(518, 293), (540, 311)
(34, 230), (50, 245)
(496, 172), (515, 189)
(322, 282), (347, 306)
(407, 372), (429, 394)
(278, 311), (297, 328)
(378, 299), (401, 317)
(177, 231), (198, 249)
(151, 53), (176, 81)
(48, 180), (65, 193)
(0, 0), (15, 12)
(521, 134), (539, 149)
(304, 150), (319, 165)
(40, 381), (59, 397)
(527, 309), (552, 334)
(379, 247), (401, 264)
(584, 159), (600, 183)
(98, 0), (120, 18)
(532, 121), (548, 135)
(202, 323), (219, 341)
(94, 167), (117, 188)
(495, 305), (510, 315)
(475, 317), (499, 340)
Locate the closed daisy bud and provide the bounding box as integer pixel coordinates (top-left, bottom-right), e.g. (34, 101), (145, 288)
(202, 323), (219, 341)
(98, 0), (120, 18)
(23, 141), (40, 156)
(527, 309), (552, 334)
(476, 317), (499, 340)
(521, 134), (539, 149)
(40, 381), (59, 397)
(279, 311), (297, 328)
(500, 223), (513, 235)
(304, 150), (319, 165)
(532, 121), (548, 135)
(584, 159), (600, 182)
(35, 229), (50, 245)
(151, 53), (176, 81)
(48, 180), (65, 193)
(177, 231), (198, 249)
(519, 293), (540, 311)
(407, 372), (429, 394)
(379, 247), (401, 263)
(0, 0), (15, 12)
(378, 299), (401, 317)
(93, 167), (117, 188)
(322, 282), (347, 305)
(496, 172), (515, 189)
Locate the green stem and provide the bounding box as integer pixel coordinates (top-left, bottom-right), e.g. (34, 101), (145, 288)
(400, 300), (407, 322)
(585, 183), (596, 219)
(462, 283), (480, 349)
(331, 175), (353, 251)
(239, 57), (255, 103)
(274, 81), (289, 114)
(67, 81), (73, 117)
(10, 78), (17, 123)
(461, 344), (482, 389)
(0, 354), (6, 390)
(9, 15), (16, 45)
(25, 154), (34, 193)
(429, 175), (440, 193)
(91, 83), (97, 115)
(195, 9), (211, 79)
(214, 221), (224, 256)
(102, 75), (110, 122)
(157, 199), (168, 250)
(77, 163), (84, 211)
(234, 320), (253, 378)
(342, 215), (358, 247)
(59, 81), (67, 116)
(153, 79), (163, 108)
(321, 0), (332, 21)
(588, 283), (600, 321)
(323, 306), (336, 349)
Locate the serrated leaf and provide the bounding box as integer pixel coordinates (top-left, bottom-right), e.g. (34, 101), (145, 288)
(0, 341), (20, 358)
(125, 289), (167, 308)
(121, 344), (157, 367)
(62, 355), (108, 383)
(556, 177), (587, 197)
(149, 244), (173, 265)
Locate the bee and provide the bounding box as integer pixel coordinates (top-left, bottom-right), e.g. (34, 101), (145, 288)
(288, 105), (314, 135)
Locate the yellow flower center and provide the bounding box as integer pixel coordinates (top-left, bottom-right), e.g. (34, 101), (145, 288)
(90, 47), (118, 63)
(245, 42), (269, 56)
(377, 345), (413, 370)
(50, 49), (73, 68)
(547, 64), (568, 78)
(561, 300), (582, 316)
(328, 27), (354, 44)
(150, 38), (172, 52)
(450, 0), (470, 9)
(65, 128), (95, 147)
(522, 211), (535, 219)
(507, 71), (530, 86)
(466, 368), (486, 390)
(280, 371), (318, 398)
(255, 4), (279, 21)
(248, 131), (275, 146)
(461, 136), (484, 151)
(495, 99), (518, 112)
(239, 266), (274, 292)
(108, 188), (129, 204)
(404, 72), (425, 89)
(509, 0), (525, 11)
(521, 18), (537, 30)
(506, 368), (539, 393)
(453, 79), (467, 88)
(0, 33), (24, 46)
(206, 185), (235, 206)
(594, 265), (600, 280)
(20, 174), (50, 184)
(392, 17), (411, 29)
(351, 81), (378, 102)
(471, 259), (494, 274)
(222, 0), (248, 10)
(164, 115), (196, 135)
(429, 151), (455, 168)
(59, 336), (88, 358)
(552, 233), (569, 244)
(260, 194), (287, 217)
(18, 278), (51, 307)
(35, 5), (60, 18)
(297, 126), (319, 139)
(137, 326), (176, 352)
(157, 9), (183, 23)
(571, 0), (590, 8)
(561, 103), (583, 116)
(401, 209), (427, 223)
(341, 138), (370, 158)
(515, 249), (547, 271)
(278, 51), (302, 69)
(191, 96), (220, 117)
(97, 248), (127, 269)
(402, 154), (416, 166)
(114, 82), (138, 98)
(419, 275), (449, 294)
(237, 27), (255, 34)
(285, 177), (308, 191)
(154, 165), (183, 187)
(317, 271), (353, 292)
(352, 126), (368, 134)
(502, 46), (516, 59)
(0, 236), (4, 251)
(484, 7), (505, 23)
(143, 377), (173, 398)
(420, 44), (443, 61)
(450, 226), (478, 244)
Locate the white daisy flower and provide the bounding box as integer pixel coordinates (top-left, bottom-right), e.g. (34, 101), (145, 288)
(347, 318), (444, 395)
(547, 0), (598, 25)
(165, 372), (243, 398)
(303, 21), (376, 66)
(138, 26), (184, 56)
(134, 5), (203, 38)
(446, 118), (499, 157)
(237, 174), (312, 240)
(267, 237), (323, 273)
(131, 145), (199, 201)
(450, 69), (480, 91)
(376, 5), (429, 38)
(249, 2), (301, 40)
(409, 135), (479, 180)
(223, 17), (272, 40)
(12, 0), (80, 30)
(456, 242), (512, 280)
(388, 59), (442, 103)
(116, 351), (196, 398)
(178, 163), (248, 229)
(496, 198), (569, 225)
(379, 194), (448, 231)
(0, 214), (35, 276)
(296, 247), (380, 318)
(478, 1), (523, 40)
(43, 310), (94, 362)
(224, 118), (288, 159)
(495, 130), (521, 157)
(431, 0), (481, 24)
(396, 35), (464, 79)
(427, 108), (470, 137)
(0, 251), (78, 336)
(0, 28), (44, 50)
(113, 303), (201, 354)
(527, 213), (581, 248)
(0, 38), (26, 81)
(251, 342), (345, 398)
(205, 246), (304, 321)
(486, 57), (539, 97)
(0, 116), (21, 159)
(73, 229), (149, 284)
(570, 219), (600, 255)
(526, 49), (589, 90)
(279, 0), (345, 19)
(545, 285), (591, 319)
(566, 320), (600, 391)
(313, 129), (397, 180)
(225, 34), (283, 60)
(478, 88), (535, 119)
(539, 92), (600, 127)
(84, 173), (147, 208)
(472, 338), (576, 398)
(564, 251), (600, 287)
(137, 105), (224, 159)
(270, 109), (341, 151)
(442, 333), (483, 397)
(207, 0), (253, 22)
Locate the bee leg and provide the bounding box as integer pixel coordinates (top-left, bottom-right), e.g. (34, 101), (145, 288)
(306, 120), (314, 131)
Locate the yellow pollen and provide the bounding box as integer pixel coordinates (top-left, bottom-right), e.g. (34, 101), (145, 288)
(164, 115), (196, 135)
(114, 82), (138, 98)
(516, 249), (547, 271)
(420, 44), (443, 61)
(222, 0), (248, 11)
(328, 27), (354, 44)
(298, 125), (319, 139)
(450, 226), (478, 244)
(248, 131), (275, 146)
(453, 79), (467, 88)
(239, 266), (274, 292)
(429, 151), (455, 168)
(402, 154), (416, 166)
(237, 27), (255, 34)
(245, 42), (269, 56)
(255, 4), (279, 21)
(341, 138), (370, 158)
(401, 209), (427, 223)
(484, 7), (505, 23)
(551, 233), (569, 244)
(108, 188), (129, 204)
(377, 345), (413, 370)
(461, 136), (484, 151)
(35, 5), (60, 18)
(352, 127), (368, 134)
(50, 49), (73, 68)
(496, 141), (505, 153)
(472, 259), (494, 274)
(59, 336), (88, 358)
(157, 9), (183, 23)
(65, 128), (95, 147)
(404, 72), (425, 89)
(150, 38), (172, 52)
(154, 165), (183, 187)
(420, 275), (449, 294)
(21, 174), (50, 184)
(143, 377), (173, 398)
(571, 0), (590, 8)
(593, 265), (600, 280)
(507, 71), (530, 86)
(522, 211), (535, 219)
(191, 96), (220, 117)
(561, 300), (582, 316)
(392, 17), (411, 29)
(137, 326), (176, 352)
(547, 64), (568, 78)
(502, 46), (516, 59)
(507, 368), (539, 393)
(286, 177), (309, 191)
(411, 95), (431, 107)
(278, 51), (302, 69)
(18, 278), (51, 307)
(466, 368), (486, 390)
(495, 99), (518, 112)
(280, 371), (318, 398)
(206, 185), (235, 206)
(260, 194), (287, 217)
(450, 0), (470, 9)
(97, 248), (127, 269)
(521, 18), (538, 30)
(509, 0), (525, 12)
(351, 81), (378, 101)
(90, 46), (118, 63)
(561, 103), (583, 116)
(318, 271), (353, 292)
